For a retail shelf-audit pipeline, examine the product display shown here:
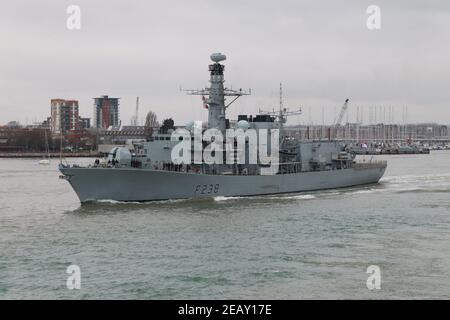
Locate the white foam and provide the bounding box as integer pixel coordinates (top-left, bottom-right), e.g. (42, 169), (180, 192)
(282, 194), (316, 200)
(351, 189), (378, 195)
(321, 192), (341, 196)
(160, 198), (190, 204)
(95, 198), (190, 204)
(213, 196), (241, 202)
(95, 199), (143, 204)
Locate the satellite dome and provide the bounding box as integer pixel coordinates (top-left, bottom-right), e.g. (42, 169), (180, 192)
(236, 120), (250, 130)
(210, 53), (226, 63)
(185, 120), (203, 132)
(185, 121), (194, 131)
(115, 147), (132, 165)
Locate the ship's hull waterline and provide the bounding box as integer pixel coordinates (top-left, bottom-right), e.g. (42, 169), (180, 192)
(60, 165), (386, 203)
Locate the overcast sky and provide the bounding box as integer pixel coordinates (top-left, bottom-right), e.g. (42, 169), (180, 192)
(1, 0), (449, 126)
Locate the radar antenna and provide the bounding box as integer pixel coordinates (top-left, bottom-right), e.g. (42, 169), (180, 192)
(259, 83), (302, 127)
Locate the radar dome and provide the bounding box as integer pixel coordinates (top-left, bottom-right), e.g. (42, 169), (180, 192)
(210, 53), (226, 63)
(185, 120), (203, 132)
(237, 120), (250, 130)
(185, 121), (194, 131)
(115, 147), (132, 166)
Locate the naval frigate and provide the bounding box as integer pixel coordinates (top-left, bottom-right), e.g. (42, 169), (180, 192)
(59, 53), (387, 202)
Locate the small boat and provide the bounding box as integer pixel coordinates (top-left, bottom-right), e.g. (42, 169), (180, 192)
(38, 129), (51, 165)
(38, 159), (50, 165)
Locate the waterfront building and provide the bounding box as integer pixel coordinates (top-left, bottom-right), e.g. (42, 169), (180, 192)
(50, 99), (80, 134)
(93, 95), (120, 129)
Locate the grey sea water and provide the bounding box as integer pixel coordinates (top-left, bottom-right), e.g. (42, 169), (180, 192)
(1, 152), (450, 299)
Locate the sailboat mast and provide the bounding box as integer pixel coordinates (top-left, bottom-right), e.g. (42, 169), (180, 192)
(59, 115), (63, 163)
(44, 129), (49, 158)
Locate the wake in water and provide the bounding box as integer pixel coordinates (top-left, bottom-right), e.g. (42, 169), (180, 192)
(213, 196), (242, 202)
(269, 194), (316, 200)
(96, 199), (143, 204)
(95, 198), (190, 204)
(214, 173), (450, 202)
(213, 194), (316, 202)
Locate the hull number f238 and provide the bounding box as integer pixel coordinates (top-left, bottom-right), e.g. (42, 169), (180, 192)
(195, 184), (219, 194)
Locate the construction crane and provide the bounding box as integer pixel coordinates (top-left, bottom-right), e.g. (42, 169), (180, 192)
(335, 98), (349, 126)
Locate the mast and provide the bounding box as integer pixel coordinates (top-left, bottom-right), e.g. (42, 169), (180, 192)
(207, 54), (226, 130)
(44, 129), (50, 159)
(279, 82), (283, 111)
(259, 83), (302, 132)
(185, 53), (250, 132)
(59, 114), (63, 164)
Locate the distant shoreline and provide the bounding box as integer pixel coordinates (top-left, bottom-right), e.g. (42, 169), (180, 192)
(0, 152), (100, 158)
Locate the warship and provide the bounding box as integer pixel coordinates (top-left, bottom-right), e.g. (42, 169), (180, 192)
(59, 53), (387, 202)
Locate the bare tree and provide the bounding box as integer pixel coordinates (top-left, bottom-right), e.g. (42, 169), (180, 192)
(144, 110), (158, 140)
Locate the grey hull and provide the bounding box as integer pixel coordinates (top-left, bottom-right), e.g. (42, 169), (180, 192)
(60, 166), (386, 202)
